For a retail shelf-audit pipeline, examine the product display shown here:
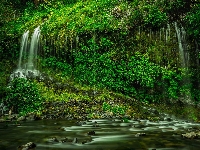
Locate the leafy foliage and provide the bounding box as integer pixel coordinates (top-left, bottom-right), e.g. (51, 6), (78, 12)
(42, 57), (72, 76)
(1, 0), (200, 107)
(143, 5), (168, 29)
(102, 102), (127, 115)
(185, 4), (200, 42)
(5, 78), (43, 115)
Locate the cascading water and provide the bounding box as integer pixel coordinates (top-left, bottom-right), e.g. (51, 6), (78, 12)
(26, 26), (40, 75)
(10, 26), (41, 80)
(18, 30), (29, 70)
(174, 22), (189, 68)
(175, 22), (192, 103)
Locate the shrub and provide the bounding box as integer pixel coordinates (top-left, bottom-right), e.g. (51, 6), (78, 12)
(143, 5), (168, 29)
(5, 78), (43, 115)
(185, 4), (200, 42)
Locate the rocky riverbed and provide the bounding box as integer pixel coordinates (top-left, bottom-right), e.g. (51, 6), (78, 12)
(1, 118), (200, 150)
(1, 93), (200, 150)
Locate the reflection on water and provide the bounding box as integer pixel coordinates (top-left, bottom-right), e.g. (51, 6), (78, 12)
(0, 119), (200, 150)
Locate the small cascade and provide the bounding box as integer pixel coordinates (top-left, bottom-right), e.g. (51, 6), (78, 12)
(175, 22), (192, 104)
(10, 26), (41, 81)
(18, 30), (29, 70)
(160, 28), (162, 41)
(27, 26), (40, 72)
(76, 35), (79, 50)
(166, 24), (170, 43)
(174, 22), (189, 68)
(195, 40), (199, 67)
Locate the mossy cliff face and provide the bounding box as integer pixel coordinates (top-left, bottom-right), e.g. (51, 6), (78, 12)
(0, 0), (200, 120)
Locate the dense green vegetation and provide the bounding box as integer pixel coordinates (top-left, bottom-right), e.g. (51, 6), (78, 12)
(0, 0), (200, 119)
(5, 78), (43, 115)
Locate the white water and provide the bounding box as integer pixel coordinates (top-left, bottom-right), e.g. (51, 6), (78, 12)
(174, 22), (188, 68)
(175, 22), (192, 104)
(27, 26), (40, 71)
(18, 30), (29, 70)
(10, 26), (41, 80)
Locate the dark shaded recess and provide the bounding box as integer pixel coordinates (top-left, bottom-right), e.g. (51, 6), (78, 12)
(163, 0), (200, 23)
(0, 34), (19, 60)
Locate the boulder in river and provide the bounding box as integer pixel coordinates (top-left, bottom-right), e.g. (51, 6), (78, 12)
(45, 137), (59, 143)
(135, 133), (146, 137)
(17, 116), (26, 121)
(182, 132), (200, 139)
(72, 137), (78, 143)
(87, 130), (95, 135)
(17, 142), (36, 150)
(76, 121), (86, 126)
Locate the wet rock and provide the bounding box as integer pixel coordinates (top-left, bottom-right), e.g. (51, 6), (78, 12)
(47, 137), (59, 143)
(87, 131), (95, 135)
(5, 114), (18, 121)
(192, 126), (200, 131)
(182, 132), (200, 139)
(82, 140), (87, 144)
(93, 121), (99, 127)
(0, 118), (5, 122)
(93, 123), (99, 127)
(58, 127), (65, 131)
(17, 116), (26, 121)
(164, 117), (173, 121)
(17, 142), (36, 150)
(76, 121), (86, 126)
(60, 137), (68, 143)
(135, 133), (146, 137)
(72, 137), (78, 144)
(26, 114), (37, 121)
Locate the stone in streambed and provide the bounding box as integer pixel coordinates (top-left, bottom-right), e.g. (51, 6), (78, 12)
(87, 131), (95, 135)
(17, 142), (36, 150)
(0, 119), (5, 122)
(82, 140), (87, 144)
(182, 132), (200, 139)
(46, 137), (59, 143)
(92, 121), (99, 127)
(17, 116), (26, 121)
(76, 121), (86, 126)
(72, 138), (78, 143)
(135, 133), (146, 137)
(60, 137), (68, 143)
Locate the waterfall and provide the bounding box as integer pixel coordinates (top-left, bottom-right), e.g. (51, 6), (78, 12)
(18, 30), (29, 70)
(175, 22), (192, 104)
(76, 35), (79, 49)
(10, 26), (41, 80)
(27, 26), (40, 71)
(174, 22), (189, 68)
(195, 40), (199, 67)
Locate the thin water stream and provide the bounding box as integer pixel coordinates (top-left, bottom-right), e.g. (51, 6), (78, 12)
(0, 119), (200, 150)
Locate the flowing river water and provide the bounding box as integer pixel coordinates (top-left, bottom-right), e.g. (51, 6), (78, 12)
(0, 119), (200, 150)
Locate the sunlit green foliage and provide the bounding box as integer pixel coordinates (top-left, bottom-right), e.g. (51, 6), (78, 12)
(42, 57), (72, 76)
(102, 102), (127, 115)
(143, 5), (167, 29)
(0, 0), (200, 115)
(5, 78), (43, 115)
